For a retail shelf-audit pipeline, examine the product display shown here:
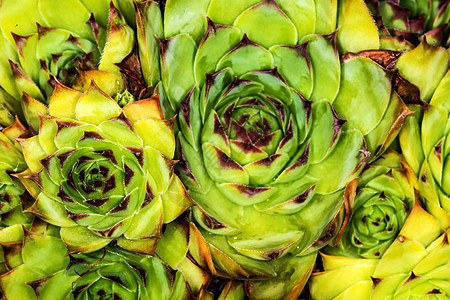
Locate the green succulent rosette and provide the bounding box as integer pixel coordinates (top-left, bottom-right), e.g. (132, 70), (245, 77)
(309, 201), (450, 299)
(158, 0), (411, 296)
(366, 0), (450, 48)
(396, 40), (450, 230)
(16, 80), (191, 255)
(29, 247), (192, 300)
(0, 219), (192, 300)
(0, 0), (162, 130)
(325, 150), (417, 259)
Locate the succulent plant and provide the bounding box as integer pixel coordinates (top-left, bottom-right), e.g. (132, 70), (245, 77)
(157, 0), (412, 297)
(366, 0), (450, 48)
(309, 201), (450, 299)
(396, 40), (450, 230)
(16, 79), (191, 255)
(31, 246), (192, 300)
(0, 219), (192, 300)
(0, 0), (162, 130)
(324, 150), (417, 259)
(0, 0), (446, 298)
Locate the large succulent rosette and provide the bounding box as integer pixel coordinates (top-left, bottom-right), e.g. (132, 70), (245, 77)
(0, 219), (191, 300)
(325, 150), (416, 259)
(16, 79), (191, 255)
(159, 0), (411, 295)
(309, 201), (450, 299)
(366, 0), (450, 48)
(0, 0), (162, 130)
(396, 41), (450, 230)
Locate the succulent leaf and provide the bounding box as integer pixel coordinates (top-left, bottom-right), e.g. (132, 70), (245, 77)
(337, 0), (380, 53)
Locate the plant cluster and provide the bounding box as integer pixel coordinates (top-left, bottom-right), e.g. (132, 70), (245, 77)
(0, 0), (448, 299)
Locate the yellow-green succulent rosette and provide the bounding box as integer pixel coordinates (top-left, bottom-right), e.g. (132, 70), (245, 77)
(17, 77), (191, 255)
(309, 201), (450, 299)
(324, 150), (417, 259)
(0, 0), (162, 130)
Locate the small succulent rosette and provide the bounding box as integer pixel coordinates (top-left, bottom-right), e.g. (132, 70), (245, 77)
(366, 0), (450, 48)
(0, 0), (162, 130)
(396, 41), (450, 230)
(0, 219), (192, 300)
(325, 150), (417, 259)
(309, 201), (450, 299)
(0, 117), (34, 228)
(16, 79), (191, 255)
